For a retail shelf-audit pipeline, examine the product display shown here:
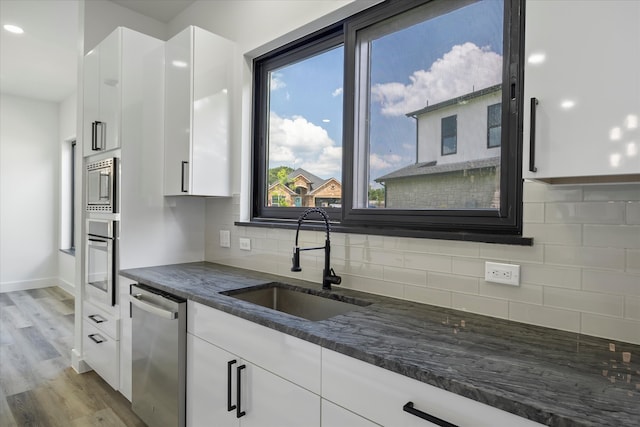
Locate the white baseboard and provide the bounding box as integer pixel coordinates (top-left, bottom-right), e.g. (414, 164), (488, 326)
(0, 277), (58, 293)
(57, 278), (75, 296)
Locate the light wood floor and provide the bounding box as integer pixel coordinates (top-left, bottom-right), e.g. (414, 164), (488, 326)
(0, 287), (146, 426)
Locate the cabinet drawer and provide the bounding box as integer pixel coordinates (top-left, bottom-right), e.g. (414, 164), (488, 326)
(322, 348), (543, 427)
(187, 301), (321, 394)
(83, 319), (120, 390)
(83, 299), (119, 339)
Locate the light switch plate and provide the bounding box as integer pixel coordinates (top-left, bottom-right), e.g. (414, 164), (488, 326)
(220, 230), (231, 248)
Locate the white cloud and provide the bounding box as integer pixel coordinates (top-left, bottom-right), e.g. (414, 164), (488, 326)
(369, 153), (404, 172)
(270, 72), (286, 91)
(332, 87), (343, 97)
(371, 42), (502, 116)
(268, 112), (341, 178)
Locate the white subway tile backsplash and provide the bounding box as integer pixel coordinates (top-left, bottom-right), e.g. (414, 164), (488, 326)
(403, 285), (451, 307)
(427, 272), (478, 294)
(545, 202), (626, 224)
(625, 296), (640, 321)
(452, 293), (509, 319)
(383, 266), (427, 286)
(452, 257), (485, 278)
(480, 282), (543, 305)
(628, 250), (640, 273)
(581, 314), (640, 344)
(543, 287), (624, 317)
(523, 202), (545, 223)
(583, 184), (640, 201)
(627, 202), (640, 225)
(479, 243), (544, 264)
(544, 245), (625, 270)
(509, 302), (581, 332)
(520, 263), (581, 289)
(207, 181), (640, 344)
(583, 225), (640, 249)
(582, 270), (640, 297)
(404, 252), (452, 273)
(522, 223), (582, 245)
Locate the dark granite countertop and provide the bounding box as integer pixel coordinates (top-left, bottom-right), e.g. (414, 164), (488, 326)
(121, 262), (639, 427)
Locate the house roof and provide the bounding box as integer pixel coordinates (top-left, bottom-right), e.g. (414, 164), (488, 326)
(375, 156), (500, 183)
(287, 168), (325, 189)
(406, 84), (502, 118)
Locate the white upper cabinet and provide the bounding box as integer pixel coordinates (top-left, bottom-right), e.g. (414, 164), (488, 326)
(523, 0), (640, 183)
(83, 28), (162, 156)
(164, 26), (234, 196)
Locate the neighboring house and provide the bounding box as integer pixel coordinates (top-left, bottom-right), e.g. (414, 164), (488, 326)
(376, 84), (502, 209)
(268, 168), (341, 207)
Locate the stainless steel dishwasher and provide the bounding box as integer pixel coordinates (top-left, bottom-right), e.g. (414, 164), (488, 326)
(130, 283), (186, 427)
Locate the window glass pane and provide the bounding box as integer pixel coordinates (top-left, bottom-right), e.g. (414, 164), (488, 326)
(358, 0), (504, 210)
(265, 46), (343, 209)
(487, 103), (502, 148)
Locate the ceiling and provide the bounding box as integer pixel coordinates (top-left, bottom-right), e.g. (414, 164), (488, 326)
(0, 0), (194, 103)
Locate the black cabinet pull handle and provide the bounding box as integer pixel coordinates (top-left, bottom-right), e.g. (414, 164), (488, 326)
(180, 161), (189, 193)
(227, 360), (237, 411)
(529, 97), (539, 172)
(236, 364), (246, 418)
(91, 121), (98, 150)
(88, 333), (105, 344)
(403, 402), (458, 427)
(88, 314), (105, 324)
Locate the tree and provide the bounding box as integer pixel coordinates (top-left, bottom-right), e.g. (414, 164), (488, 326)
(268, 166), (294, 186)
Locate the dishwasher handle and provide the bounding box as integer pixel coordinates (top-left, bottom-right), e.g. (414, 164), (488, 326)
(130, 293), (179, 320)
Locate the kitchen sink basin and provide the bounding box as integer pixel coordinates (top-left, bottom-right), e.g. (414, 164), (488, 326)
(220, 282), (371, 321)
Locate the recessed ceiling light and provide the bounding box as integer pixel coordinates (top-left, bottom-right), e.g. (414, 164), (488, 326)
(3, 24), (24, 34)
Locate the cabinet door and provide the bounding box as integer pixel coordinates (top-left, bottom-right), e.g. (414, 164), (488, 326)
(164, 27), (192, 195)
(321, 400), (380, 427)
(322, 348), (542, 427)
(83, 45), (99, 155)
(523, 1), (640, 181)
(98, 29), (121, 152)
(239, 362), (320, 427)
(187, 333), (237, 427)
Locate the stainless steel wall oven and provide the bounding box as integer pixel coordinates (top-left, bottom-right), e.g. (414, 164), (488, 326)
(85, 219), (117, 306)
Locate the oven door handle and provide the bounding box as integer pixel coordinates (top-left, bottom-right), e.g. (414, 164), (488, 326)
(130, 294), (179, 320)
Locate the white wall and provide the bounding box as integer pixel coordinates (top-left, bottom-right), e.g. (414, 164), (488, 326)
(0, 94), (60, 292)
(181, 1), (640, 345)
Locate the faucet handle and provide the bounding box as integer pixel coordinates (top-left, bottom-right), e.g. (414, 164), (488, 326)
(326, 268), (342, 285)
(291, 247), (302, 272)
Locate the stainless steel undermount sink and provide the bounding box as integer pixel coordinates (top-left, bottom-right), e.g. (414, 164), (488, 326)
(220, 282), (371, 321)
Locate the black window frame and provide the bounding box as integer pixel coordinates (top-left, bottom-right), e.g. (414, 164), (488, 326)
(441, 115), (458, 156)
(249, 0), (529, 243)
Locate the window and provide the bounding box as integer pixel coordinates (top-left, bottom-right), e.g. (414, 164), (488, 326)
(60, 139), (76, 253)
(487, 103), (502, 148)
(251, 0), (527, 241)
(441, 115), (457, 155)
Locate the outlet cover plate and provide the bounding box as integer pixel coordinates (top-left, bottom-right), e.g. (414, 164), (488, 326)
(239, 238), (251, 251)
(484, 262), (520, 286)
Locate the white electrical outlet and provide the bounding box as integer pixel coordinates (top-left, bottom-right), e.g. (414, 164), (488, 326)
(220, 230), (231, 248)
(239, 238), (251, 251)
(484, 262), (520, 286)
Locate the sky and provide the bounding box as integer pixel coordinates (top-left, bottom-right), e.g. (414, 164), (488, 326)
(267, 0), (504, 185)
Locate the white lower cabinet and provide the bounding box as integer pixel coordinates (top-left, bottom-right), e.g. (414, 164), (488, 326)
(187, 302), (320, 427)
(321, 348), (543, 427)
(82, 299), (120, 390)
(321, 400), (380, 427)
(118, 276), (135, 401)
